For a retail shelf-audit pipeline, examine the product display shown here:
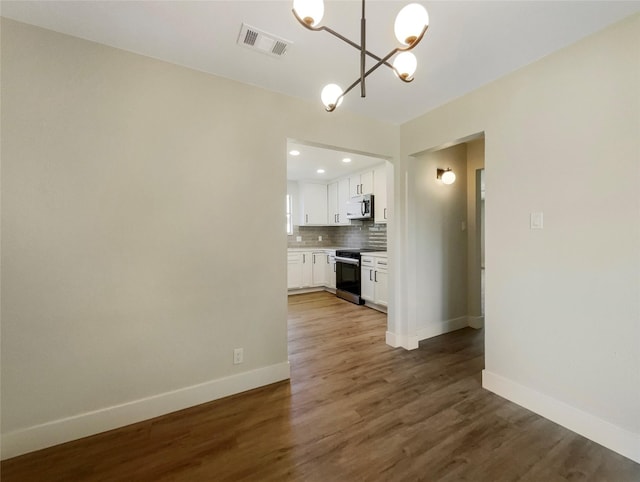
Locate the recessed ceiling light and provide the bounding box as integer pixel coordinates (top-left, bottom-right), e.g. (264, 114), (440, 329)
(317, 169), (325, 174)
(342, 157), (352, 163)
(289, 150), (300, 156)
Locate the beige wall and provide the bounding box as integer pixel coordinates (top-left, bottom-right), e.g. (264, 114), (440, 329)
(0, 18), (398, 456)
(395, 14), (639, 460)
(2, 11), (639, 464)
(413, 144), (469, 337)
(466, 139), (485, 320)
(408, 139), (484, 339)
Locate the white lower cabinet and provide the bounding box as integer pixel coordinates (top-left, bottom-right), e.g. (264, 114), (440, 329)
(288, 249), (336, 290)
(287, 253), (303, 289)
(361, 254), (388, 306)
(287, 251), (314, 289)
(312, 251), (327, 286)
(374, 258), (388, 306)
(327, 254), (336, 289)
(361, 255), (376, 301)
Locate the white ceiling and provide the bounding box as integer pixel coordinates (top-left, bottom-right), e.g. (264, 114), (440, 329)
(2, 1), (639, 127)
(287, 140), (387, 182)
(3, 1), (639, 181)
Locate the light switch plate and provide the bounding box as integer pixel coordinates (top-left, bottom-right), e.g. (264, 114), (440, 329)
(296, 236), (302, 242)
(530, 212), (544, 229)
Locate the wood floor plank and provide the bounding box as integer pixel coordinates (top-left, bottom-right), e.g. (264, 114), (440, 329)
(2, 291), (638, 481)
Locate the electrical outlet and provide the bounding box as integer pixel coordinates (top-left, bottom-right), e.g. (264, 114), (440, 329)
(318, 235), (323, 241)
(233, 348), (244, 365)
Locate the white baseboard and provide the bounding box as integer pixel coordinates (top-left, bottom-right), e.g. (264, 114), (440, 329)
(287, 287), (325, 295)
(416, 316), (469, 341)
(364, 301), (387, 313)
(482, 370), (640, 464)
(386, 315), (480, 350)
(1, 361), (291, 460)
(468, 315), (484, 329)
(385, 331), (419, 350)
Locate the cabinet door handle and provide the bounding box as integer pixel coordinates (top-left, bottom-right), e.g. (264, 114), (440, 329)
(303, 254), (306, 263)
(313, 254), (316, 263)
(326, 255), (330, 264)
(305, 214), (308, 223)
(384, 208), (387, 219)
(374, 271), (378, 282)
(369, 269), (373, 281)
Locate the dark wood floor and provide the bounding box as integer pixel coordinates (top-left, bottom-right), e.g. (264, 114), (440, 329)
(2, 291), (639, 481)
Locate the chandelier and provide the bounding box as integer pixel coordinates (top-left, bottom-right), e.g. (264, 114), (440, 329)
(292, 0), (429, 112)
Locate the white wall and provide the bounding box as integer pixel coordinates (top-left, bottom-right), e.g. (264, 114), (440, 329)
(0, 18), (398, 458)
(395, 14), (640, 462)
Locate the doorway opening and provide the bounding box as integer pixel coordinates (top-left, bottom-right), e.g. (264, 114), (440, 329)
(285, 138), (393, 329)
(410, 134), (485, 343)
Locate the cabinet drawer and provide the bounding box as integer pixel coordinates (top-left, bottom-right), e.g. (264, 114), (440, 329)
(375, 258), (388, 270)
(361, 255), (375, 266)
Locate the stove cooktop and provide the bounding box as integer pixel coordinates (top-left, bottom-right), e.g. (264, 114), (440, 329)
(335, 247), (382, 259)
(336, 247), (379, 253)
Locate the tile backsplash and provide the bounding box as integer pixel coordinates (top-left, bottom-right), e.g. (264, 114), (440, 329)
(288, 220), (387, 249)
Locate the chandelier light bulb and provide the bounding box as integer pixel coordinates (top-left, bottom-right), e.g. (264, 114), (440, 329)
(394, 3), (429, 46)
(441, 169), (456, 185)
(293, 0), (325, 27)
(393, 52), (417, 80)
(321, 83), (344, 110)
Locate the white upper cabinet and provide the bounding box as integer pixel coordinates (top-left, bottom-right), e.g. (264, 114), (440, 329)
(290, 162), (386, 226)
(349, 170), (374, 197)
(374, 163), (388, 224)
(328, 178), (351, 225)
(298, 182), (328, 225)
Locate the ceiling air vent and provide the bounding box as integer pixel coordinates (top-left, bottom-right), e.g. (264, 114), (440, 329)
(237, 23), (292, 58)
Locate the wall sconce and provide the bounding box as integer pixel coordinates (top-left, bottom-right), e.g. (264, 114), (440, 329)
(437, 168), (456, 185)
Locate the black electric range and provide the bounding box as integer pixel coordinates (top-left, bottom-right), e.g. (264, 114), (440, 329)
(335, 248), (379, 304)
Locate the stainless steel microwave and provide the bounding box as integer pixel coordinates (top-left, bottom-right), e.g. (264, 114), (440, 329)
(346, 194), (374, 220)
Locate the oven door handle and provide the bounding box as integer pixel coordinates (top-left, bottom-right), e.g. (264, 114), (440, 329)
(335, 257), (360, 266)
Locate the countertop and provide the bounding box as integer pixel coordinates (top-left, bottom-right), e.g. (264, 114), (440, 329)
(287, 247), (343, 252)
(288, 247), (387, 256)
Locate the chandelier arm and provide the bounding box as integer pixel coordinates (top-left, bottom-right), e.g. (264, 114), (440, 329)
(322, 26), (396, 69)
(292, 9), (322, 31)
(291, 10), (396, 70)
(328, 45), (400, 112)
(362, 47), (401, 79)
(325, 72), (367, 111)
(381, 59), (415, 83)
(398, 25), (429, 52)
(360, 0), (366, 97)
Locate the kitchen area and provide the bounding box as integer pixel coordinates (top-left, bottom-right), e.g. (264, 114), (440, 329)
(287, 142), (390, 312)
